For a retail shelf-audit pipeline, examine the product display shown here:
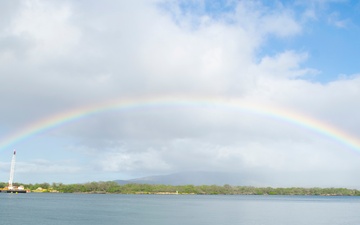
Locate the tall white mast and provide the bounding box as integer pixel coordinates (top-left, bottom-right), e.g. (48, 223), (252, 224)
(8, 150), (16, 190)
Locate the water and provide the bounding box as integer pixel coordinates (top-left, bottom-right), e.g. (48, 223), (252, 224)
(1, 193), (360, 225)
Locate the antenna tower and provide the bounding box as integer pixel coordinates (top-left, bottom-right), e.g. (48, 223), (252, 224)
(8, 150), (16, 190)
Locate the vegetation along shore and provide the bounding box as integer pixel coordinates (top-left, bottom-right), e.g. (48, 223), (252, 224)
(1, 182), (360, 196)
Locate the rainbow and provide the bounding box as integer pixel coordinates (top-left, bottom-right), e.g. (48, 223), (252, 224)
(0, 96), (359, 152)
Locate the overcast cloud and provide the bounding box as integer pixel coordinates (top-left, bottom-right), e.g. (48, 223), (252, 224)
(0, 0), (360, 187)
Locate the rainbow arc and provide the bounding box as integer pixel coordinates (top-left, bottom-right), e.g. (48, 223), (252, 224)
(0, 97), (359, 153)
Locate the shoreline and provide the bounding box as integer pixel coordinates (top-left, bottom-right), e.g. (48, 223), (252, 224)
(2, 182), (360, 196)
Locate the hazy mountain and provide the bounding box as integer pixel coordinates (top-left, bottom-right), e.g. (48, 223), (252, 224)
(114, 171), (251, 186)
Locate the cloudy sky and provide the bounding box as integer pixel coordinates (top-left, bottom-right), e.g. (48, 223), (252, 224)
(1, 0), (360, 187)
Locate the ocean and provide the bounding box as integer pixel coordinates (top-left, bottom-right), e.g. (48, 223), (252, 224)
(1, 193), (360, 225)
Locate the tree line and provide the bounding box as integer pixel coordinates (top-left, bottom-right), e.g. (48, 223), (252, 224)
(1, 181), (360, 195)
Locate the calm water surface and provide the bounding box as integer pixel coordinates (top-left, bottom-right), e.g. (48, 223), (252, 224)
(1, 193), (360, 225)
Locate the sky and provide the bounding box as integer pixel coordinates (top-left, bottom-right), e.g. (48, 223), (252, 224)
(0, 0), (360, 187)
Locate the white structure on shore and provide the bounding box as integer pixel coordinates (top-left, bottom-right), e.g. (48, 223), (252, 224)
(8, 150), (16, 190)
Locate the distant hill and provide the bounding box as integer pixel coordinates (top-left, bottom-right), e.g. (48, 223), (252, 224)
(114, 171), (250, 186)
(114, 171), (360, 188)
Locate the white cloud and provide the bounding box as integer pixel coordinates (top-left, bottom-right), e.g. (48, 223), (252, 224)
(10, 0), (81, 60)
(98, 148), (171, 173)
(254, 51), (319, 79)
(16, 159), (83, 174)
(233, 1), (301, 37)
(0, 0), (360, 186)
